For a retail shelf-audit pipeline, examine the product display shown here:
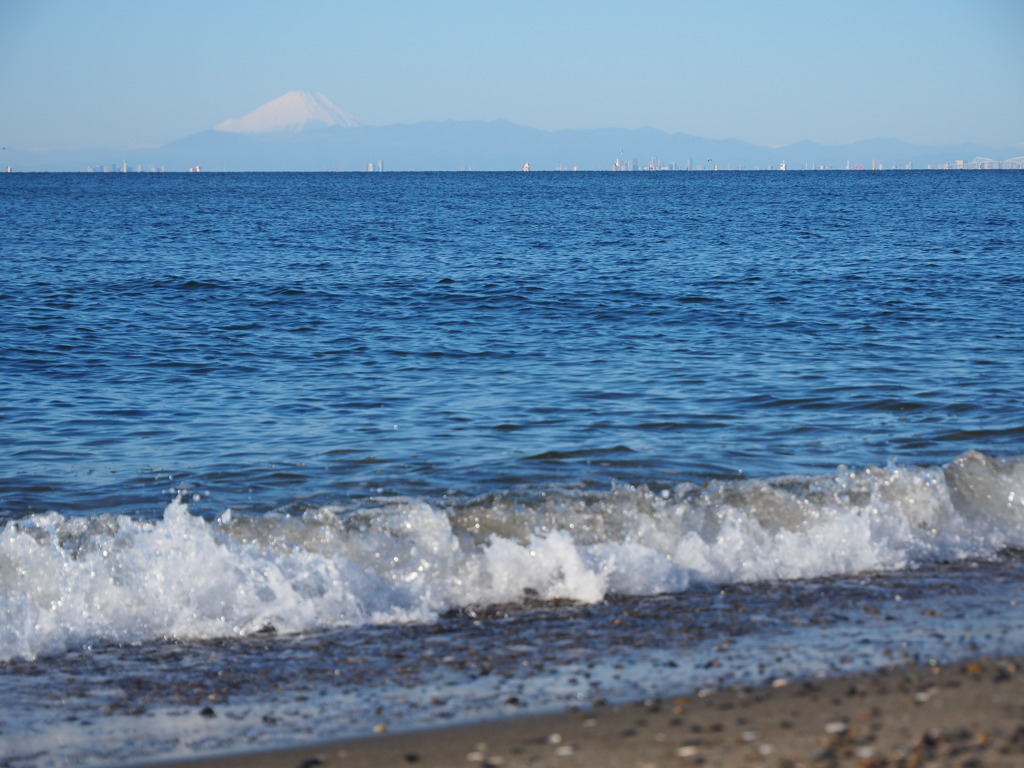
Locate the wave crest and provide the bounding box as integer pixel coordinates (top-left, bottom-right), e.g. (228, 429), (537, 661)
(2, 450), (1021, 661)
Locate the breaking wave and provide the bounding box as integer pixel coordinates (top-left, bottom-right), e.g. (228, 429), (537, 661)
(2, 450), (1022, 661)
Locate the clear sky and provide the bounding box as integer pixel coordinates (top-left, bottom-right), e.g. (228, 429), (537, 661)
(1, 0), (1021, 152)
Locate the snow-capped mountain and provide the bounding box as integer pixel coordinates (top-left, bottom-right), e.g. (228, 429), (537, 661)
(214, 91), (361, 133)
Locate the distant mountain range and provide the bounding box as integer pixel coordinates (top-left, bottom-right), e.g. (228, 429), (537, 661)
(5, 91), (1022, 172)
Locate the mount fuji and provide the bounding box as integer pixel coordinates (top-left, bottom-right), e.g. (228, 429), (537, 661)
(214, 91), (361, 133)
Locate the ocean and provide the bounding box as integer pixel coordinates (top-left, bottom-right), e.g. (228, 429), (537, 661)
(2, 170), (1023, 766)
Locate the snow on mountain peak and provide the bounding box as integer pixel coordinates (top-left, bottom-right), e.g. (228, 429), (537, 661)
(214, 91), (361, 133)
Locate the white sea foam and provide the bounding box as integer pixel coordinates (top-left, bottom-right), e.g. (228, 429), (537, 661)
(2, 450), (1022, 661)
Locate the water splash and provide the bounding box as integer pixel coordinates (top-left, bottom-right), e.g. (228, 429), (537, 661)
(2, 450), (1021, 661)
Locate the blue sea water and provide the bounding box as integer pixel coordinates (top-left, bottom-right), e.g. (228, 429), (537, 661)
(2, 170), (1024, 765)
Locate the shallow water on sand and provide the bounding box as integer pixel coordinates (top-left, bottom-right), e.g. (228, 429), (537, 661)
(4, 554), (1024, 766)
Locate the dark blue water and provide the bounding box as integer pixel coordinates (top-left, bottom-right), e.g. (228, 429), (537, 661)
(4, 171), (1022, 517)
(2, 171), (1024, 766)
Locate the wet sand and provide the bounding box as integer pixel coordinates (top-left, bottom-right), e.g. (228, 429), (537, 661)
(127, 656), (1024, 768)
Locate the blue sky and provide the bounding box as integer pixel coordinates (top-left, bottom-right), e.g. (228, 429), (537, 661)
(1, 0), (1021, 152)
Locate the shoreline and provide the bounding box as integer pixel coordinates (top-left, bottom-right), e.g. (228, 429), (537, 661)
(125, 656), (1024, 768)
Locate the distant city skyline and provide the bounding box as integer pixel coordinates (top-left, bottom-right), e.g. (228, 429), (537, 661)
(1, 0), (1022, 153)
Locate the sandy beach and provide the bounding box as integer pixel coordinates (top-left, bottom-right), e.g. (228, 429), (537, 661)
(124, 656), (1024, 768)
